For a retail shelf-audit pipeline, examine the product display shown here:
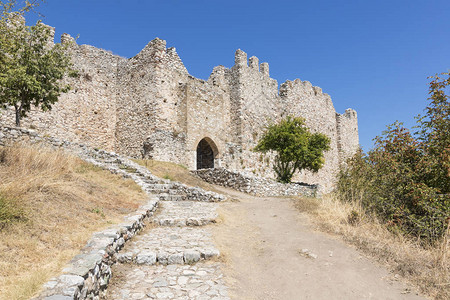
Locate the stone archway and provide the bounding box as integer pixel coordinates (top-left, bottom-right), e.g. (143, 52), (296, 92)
(196, 138), (218, 169)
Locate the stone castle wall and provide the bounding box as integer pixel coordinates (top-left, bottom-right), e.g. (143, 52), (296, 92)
(0, 29), (124, 152)
(0, 27), (359, 192)
(336, 108), (359, 165)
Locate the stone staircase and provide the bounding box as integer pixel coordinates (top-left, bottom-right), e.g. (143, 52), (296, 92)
(1, 137), (229, 298)
(78, 151), (229, 299)
(1, 126), (229, 299)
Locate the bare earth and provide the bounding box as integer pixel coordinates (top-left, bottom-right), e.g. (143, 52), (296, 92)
(212, 186), (425, 300)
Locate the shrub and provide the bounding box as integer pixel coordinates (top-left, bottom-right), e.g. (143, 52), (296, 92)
(337, 72), (450, 244)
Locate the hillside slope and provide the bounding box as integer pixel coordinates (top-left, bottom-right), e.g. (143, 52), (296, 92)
(0, 145), (147, 300)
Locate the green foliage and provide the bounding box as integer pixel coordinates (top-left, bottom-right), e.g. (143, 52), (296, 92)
(0, 0), (42, 16)
(163, 174), (173, 180)
(91, 207), (105, 218)
(0, 193), (27, 229)
(338, 72), (450, 244)
(254, 116), (330, 183)
(0, 0), (77, 126)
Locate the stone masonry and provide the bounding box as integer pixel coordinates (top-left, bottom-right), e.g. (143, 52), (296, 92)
(193, 168), (320, 198)
(0, 25), (359, 192)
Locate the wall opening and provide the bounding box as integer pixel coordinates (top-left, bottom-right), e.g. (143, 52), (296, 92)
(196, 138), (217, 169)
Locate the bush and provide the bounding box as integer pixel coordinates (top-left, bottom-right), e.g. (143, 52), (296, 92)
(337, 73), (450, 244)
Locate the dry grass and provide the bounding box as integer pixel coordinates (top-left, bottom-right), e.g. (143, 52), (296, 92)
(133, 159), (223, 194)
(294, 194), (450, 300)
(0, 144), (147, 300)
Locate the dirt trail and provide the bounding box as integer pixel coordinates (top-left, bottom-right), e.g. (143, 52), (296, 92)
(212, 186), (425, 300)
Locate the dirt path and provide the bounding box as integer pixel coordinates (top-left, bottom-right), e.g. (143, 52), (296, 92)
(212, 186), (425, 300)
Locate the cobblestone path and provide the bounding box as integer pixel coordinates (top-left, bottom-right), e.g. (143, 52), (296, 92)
(98, 160), (230, 300)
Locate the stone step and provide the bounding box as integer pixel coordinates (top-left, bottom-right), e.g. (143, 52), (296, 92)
(104, 263), (229, 299)
(95, 158), (117, 164)
(157, 193), (187, 201)
(152, 201), (218, 227)
(148, 183), (175, 190)
(145, 187), (183, 194)
(146, 189), (184, 196)
(116, 227), (220, 265)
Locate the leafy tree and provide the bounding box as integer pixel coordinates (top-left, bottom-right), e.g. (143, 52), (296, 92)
(254, 116), (330, 183)
(0, 0), (76, 126)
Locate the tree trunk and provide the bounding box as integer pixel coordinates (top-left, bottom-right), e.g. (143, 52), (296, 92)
(14, 104), (20, 127)
(14, 103), (22, 127)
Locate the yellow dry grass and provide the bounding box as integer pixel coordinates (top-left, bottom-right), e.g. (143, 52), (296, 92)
(133, 159), (223, 193)
(295, 194), (450, 300)
(0, 144), (147, 300)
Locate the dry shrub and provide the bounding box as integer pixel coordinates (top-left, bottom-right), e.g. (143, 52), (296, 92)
(0, 144), (146, 300)
(296, 194), (449, 300)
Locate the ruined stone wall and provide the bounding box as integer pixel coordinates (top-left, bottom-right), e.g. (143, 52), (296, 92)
(229, 51), (282, 177)
(223, 50), (358, 191)
(0, 25), (359, 192)
(115, 38), (173, 158)
(336, 108), (359, 164)
(182, 76), (233, 169)
(0, 31), (124, 152)
(276, 79), (342, 191)
(115, 39), (196, 167)
(113, 39), (239, 170)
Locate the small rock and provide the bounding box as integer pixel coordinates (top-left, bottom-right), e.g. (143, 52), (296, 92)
(136, 251), (156, 265)
(184, 251), (201, 264)
(168, 253), (184, 264)
(44, 296), (73, 300)
(58, 274), (84, 287)
(153, 279), (168, 288)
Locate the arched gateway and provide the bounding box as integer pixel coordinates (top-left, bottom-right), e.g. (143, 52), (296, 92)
(196, 138), (218, 169)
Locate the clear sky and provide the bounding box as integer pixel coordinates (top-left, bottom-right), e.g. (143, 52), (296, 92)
(26, 0), (450, 151)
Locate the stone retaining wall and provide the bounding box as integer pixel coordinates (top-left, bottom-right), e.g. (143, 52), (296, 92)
(38, 200), (158, 300)
(193, 168), (321, 198)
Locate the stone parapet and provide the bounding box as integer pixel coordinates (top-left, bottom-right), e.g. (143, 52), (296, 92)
(193, 167), (321, 198)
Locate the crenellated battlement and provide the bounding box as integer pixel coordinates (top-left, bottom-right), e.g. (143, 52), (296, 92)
(40, 23), (55, 47)
(343, 108), (357, 119)
(234, 49), (248, 67)
(280, 78), (329, 98)
(249, 56), (259, 70)
(61, 33), (75, 45)
(233, 49), (270, 76)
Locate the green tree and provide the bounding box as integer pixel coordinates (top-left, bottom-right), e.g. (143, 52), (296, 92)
(0, 0), (76, 126)
(254, 116), (331, 183)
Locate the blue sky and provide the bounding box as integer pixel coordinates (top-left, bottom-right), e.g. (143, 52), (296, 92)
(26, 0), (450, 151)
